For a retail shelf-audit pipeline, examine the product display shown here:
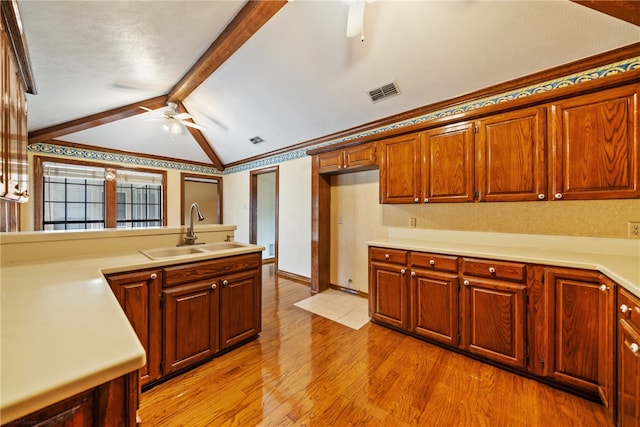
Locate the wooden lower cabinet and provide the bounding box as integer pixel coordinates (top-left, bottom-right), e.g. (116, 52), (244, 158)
(460, 276), (527, 369)
(618, 287), (640, 426)
(107, 268), (162, 387)
(106, 252), (262, 388)
(220, 268), (262, 350)
(370, 261), (409, 329)
(163, 278), (219, 375)
(3, 371), (139, 427)
(545, 267), (609, 398)
(369, 246), (626, 424)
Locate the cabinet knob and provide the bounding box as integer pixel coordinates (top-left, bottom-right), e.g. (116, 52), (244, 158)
(222, 280), (229, 287)
(629, 343), (639, 354)
(211, 283), (217, 290)
(620, 304), (630, 314)
(599, 284), (609, 292)
(400, 269), (406, 275)
(488, 267), (496, 274)
(411, 271), (416, 277)
(463, 280), (470, 286)
(150, 273), (157, 280)
(537, 194), (545, 200)
(384, 253), (390, 260)
(414, 198), (419, 203)
(429, 259), (435, 266)
(554, 193), (563, 199)
(424, 198), (429, 203)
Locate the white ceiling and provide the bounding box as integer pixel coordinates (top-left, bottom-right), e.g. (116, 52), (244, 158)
(17, 0), (640, 167)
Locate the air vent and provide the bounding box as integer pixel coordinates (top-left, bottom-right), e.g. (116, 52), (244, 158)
(368, 81), (400, 103)
(249, 136), (264, 144)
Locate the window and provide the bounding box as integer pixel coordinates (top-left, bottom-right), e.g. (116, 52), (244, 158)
(39, 159), (166, 230)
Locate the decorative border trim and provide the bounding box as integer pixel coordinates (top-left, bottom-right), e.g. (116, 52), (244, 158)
(28, 143), (222, 175)
(225, 56), (640, 174)
(29, 56), (640, 176)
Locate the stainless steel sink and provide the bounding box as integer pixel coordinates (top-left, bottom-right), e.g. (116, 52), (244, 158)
(140, 241), (250, 260)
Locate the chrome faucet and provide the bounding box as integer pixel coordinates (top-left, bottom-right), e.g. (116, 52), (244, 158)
(184, 202), (204, 245)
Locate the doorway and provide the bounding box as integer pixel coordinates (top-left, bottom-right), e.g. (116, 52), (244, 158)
(250, 166), (278, 268)
(181, 173), (222, 225)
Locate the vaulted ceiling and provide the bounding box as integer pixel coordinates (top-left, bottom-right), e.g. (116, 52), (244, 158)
(17, 0), (640, 170)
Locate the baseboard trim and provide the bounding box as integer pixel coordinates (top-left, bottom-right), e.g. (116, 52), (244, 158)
(277, 270), (311, 285)
(329, 284), (368, 299)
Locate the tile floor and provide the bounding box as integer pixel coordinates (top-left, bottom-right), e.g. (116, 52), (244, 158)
(294, 289), (370, 330)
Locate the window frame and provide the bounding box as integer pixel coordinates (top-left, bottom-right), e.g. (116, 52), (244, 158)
(34, 156), (167, 231)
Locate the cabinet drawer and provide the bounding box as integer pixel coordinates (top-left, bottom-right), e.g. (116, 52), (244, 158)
(164, 253), (261, 287)
(411, 252), (458, 272)
(619, 287), (640, 332)
(462, 258), (526, 283)
(370, 247), (408, 265)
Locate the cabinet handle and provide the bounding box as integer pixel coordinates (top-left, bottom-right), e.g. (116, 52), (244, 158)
(400, 269), (406, 275)
(411, 271), (416, 277)
(537, 193), (545, 200)
(222, 279), (229, 287)
(424, 198), (429, 203)
(620, 304), (630, 314)
(488, 267), (496, 274)
(384, 253), (390, 260)
(150, 273), (157, 280)
(429, 259), (435, 266)
(554, 193), (563, 199)
(463, 280), (470, 286)
(627, 342), (640, 355)
(599, 284), (609, 292)
(211, 283), (217, 290)
(414, 198), (419, 203)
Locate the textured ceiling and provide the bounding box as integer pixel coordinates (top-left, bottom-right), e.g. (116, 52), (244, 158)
(18, 0), (640, 167)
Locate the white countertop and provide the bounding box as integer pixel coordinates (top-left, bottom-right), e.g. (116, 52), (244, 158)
(0, 240), (263, 424)
(367, 230), (640, 297)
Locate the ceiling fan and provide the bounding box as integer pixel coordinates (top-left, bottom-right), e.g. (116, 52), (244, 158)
(140, 102), (206, 135)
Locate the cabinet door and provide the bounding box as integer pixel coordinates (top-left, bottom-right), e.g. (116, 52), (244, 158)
(412, 268), (459, 347)
(598, 275), (616, 420)
(618, 319), (640, 427)
(546, 267), (602, 396)
(219, 268), (262, 350)
(370, 261), (410, 329)
(163, 279), (219, 375)
(344, 143), (376, 169)
(317, 150), (344, 174)
(107, 269), (162, 387)
(460, 276), (526, 369)
(549, 84), (640, 200)
(378, 133), (421, 204)
(421, 122), (475, 203)
(476, 107), (546, 202)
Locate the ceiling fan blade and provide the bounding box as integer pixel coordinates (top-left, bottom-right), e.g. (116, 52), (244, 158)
(181, 120), (206, 131)
(173, 112), (192, 120)
(346, 0), (365, 38)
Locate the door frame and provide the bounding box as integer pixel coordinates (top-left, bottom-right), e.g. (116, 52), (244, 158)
(249, 166), (279, 270)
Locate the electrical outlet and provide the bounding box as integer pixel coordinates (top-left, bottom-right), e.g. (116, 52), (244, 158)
(410, 217), (416, 228)
(629, 221), (640, 238)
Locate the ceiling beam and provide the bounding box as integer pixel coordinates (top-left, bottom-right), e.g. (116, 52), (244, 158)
(570, 1), (640, 26)
(177, 102), (224, 171)
(28, 95), (168, 144)
(168, 0), (288, 103)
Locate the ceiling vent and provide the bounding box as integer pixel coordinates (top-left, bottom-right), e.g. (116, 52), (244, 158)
(250, 136), (264, 144)
(368, 81), (400, 103)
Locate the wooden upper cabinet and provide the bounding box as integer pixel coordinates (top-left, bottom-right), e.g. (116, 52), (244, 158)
(476, 107), (547, 202)
(378, 133), (421, 203)
(421, 122), (475, 203)
(316, 143), (376, 175)
(549, 84), (640, 200)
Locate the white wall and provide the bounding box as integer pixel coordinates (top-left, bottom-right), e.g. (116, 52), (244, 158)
(223, 156), (312, 279)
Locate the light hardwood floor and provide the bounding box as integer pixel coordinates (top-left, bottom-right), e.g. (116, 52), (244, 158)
(139, 264), (613, 426)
